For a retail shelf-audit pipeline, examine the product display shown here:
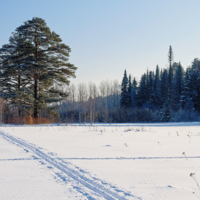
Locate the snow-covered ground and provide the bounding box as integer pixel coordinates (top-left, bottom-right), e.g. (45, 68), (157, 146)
(1, 123), (200, 199)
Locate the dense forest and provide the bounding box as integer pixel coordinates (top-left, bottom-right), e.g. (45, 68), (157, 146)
(59, 46), (200, 123)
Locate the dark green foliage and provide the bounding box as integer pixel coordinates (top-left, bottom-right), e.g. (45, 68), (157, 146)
(118, 46), (200, 122)
(131, 77), (137, 107)
(173, 63), (184, 110)
(167, 46), (175, 106)
(120, 70), (129, 108)
(181, 68), (192, 110)
(162, 100), (171, 122)
(127, 75), (132, 107)
(0, 32), (33, 116)
(168, 45), (174, 68)
(137, 73), (147, 107)
(168, 46), (173, 91)
(160, 69), (168, 104)
(0, 17), (77, 118)
(187, 71), (200, 113)
(148, 71), (155, 107)
(154, 65), (161, 107)
(191, 58), (200, 71)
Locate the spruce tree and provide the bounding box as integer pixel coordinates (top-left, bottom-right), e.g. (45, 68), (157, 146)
(160, 69), (168, 105)
(162, 100), (171, 122)
(168, 45), (174, 97)
(148, 71), (154, 107)
(187, 70), (200, 113)
(173, 62), (184, 110)
(181, 68), (190, 109)
(154, 65), (161, 107)
(131, 77), (137, 107)
(191, 58), (200, 71)
(127, 75), (132, 107)
(120, 70), (128, 108)
(137, 73), (147, 107)
(167, 46), (177, 110)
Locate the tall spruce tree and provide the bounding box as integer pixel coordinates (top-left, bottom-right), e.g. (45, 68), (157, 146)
(167, 45), (177, 111)
(120, 70), (129, 108)
(181, 68), (190, 109)
(162, 100), (171, 122)
(168, 45), (174, 97)
(173, 62), (184, 110)
(0, 17), (77, 118)
(160, 69), (168, 105)
(137, 73), (147, 107)
(127, 75), (132, 107)
(187, 69), (200, 113)
(148, 71), (154, 107)
(131, 77), (137, 107)
(191, 58), (200, 71)
(154, 65), (161, 107)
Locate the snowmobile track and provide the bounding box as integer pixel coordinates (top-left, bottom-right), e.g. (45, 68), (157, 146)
(0, 130), (138, 200)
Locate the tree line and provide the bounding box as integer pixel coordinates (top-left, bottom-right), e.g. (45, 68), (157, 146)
(60, 46), (200, 123)
(0, 18), (200, 124)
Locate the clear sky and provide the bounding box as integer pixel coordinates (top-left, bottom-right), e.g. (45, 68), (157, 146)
(1, 0), (200, 85)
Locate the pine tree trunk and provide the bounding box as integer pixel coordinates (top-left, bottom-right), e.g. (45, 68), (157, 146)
(34, 74), (39, 118)
(18, 75), (21, 120)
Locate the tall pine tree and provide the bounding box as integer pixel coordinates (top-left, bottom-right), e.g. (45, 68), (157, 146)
(0, 17), (77, 119)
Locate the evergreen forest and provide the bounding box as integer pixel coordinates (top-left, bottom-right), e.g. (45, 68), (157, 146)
(59, 46), (200, 123)
(0, 17), (200, 124)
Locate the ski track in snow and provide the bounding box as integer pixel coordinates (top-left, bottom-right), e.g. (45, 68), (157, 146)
(0, 157), (40, 161)
(60, 156), (200, 160)
(0, 130), (140, 200)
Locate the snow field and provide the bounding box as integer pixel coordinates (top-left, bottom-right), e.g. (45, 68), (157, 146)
(1, 123), (200, 199)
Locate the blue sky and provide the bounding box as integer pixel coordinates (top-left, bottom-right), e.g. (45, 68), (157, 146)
(1, 0), (200, 85)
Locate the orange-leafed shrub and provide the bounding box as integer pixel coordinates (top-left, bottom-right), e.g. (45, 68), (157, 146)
(28, 116), (33, 125)
(6, 117), (54, 125)
(33, 117), (53, 124)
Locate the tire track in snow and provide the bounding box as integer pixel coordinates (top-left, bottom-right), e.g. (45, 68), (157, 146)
(0, 130), (139, 200)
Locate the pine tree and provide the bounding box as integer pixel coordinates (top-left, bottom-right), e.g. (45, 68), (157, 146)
(0, 17), (77, 119)
(0, 32), (33, 116)
(120, 70), (129, 108)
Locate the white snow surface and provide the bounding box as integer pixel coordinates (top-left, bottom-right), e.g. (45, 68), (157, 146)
(1, 122), (200, 199)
